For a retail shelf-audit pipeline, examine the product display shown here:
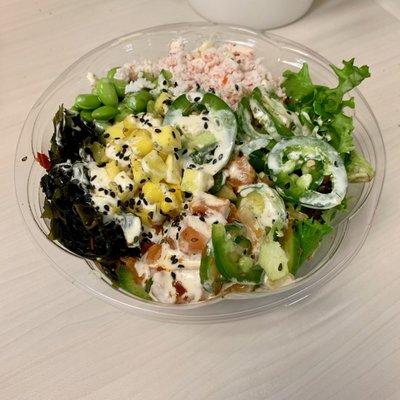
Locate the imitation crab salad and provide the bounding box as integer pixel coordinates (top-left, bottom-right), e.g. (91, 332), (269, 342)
(39, 39), (374, 304)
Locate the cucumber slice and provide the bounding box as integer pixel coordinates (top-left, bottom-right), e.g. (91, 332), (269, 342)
(258, 240), (289, 281)
(164, 92), (237, 175)
(117, 266), (151, 300)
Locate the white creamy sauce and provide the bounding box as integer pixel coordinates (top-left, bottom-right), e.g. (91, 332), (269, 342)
(125, 77), (155, 94)
(105, 141), (132, 168)
(114, 213), (141, 246)
(150, 271), (176, 304)
(166, 106), (235, 175)
(239, 184), (287, 229)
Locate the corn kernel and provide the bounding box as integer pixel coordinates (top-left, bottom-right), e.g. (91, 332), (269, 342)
(123, 115), (137, 132)
(181, 169), (214, 194)
(154, 92), (173, 116)
(131, 160), (148, 184)
(105, 121), (124, 140)
(165, 154), (182, 185)
(142, 181), (164, 204)
(130, 135), (153, 157)
(141, 150), (166, 182)
(153, 125), (181, 153)
(105, 160), (120, 179)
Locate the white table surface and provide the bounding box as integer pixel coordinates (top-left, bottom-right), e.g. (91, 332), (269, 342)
(1, 0), (400, 399)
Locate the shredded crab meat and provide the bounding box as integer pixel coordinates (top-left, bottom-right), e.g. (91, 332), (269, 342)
(114, 39), (282, 108)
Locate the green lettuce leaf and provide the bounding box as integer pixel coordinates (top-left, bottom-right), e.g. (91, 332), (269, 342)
(346, 149), (375, 182)
(281, 59), (370, 155)
(295, 219), (332, 265)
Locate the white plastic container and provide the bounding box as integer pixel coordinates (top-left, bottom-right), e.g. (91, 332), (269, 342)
(189, 0), (314, 30)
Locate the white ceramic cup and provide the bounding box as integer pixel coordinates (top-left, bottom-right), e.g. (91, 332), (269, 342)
(189, 0), (314, 30)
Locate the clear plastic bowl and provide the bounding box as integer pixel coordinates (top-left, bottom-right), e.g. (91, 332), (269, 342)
(14, 23), (385, 322)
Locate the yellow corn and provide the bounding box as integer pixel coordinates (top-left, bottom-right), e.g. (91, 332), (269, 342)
(160, 191), (181, 215)
(131, 160), (148, 184)
(130, 136), (153, 157)
(105, 121), (124, 140)
(141, 150), (166, 182)
(181, 169), (214, 193)
(165, 154), (182, 185)
(154, 92), (173, 116)
(123, 115), (137, 132)
(142, 181), (164, 204)
(154, 125), (181, 153)
(105, 160), (120, 179)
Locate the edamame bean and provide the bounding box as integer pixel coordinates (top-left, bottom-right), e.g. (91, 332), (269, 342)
(146, 100), (156, 114)
(124, 90), (153, 114)
(92, 105), (118, 120)
(80, 110), (94, 122)
(97, 78), (118, 106)
(93, 120), (111, 133)
(74, 94), (102, 110)
(107, 67), (119, 79)
(115, 106), (132, 122)
(113, 79), (127, 98)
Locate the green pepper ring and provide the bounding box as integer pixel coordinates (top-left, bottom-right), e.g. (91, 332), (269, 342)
(268, 136), (348, 209)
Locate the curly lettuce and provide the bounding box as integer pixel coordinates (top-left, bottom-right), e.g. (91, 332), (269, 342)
(281, 59), (370, 156)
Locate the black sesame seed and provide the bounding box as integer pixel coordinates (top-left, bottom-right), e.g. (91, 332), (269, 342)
(90, 175), (97, 181)
(182, 149), (188, 155)
(174, 81), (178, 87)
(140, 179), (146, 184)
(155, 128), (161, 133)
(122, 144), (128, 149)
(114, 137), (120, 140)
(97, 162), (106, 168)
(170, 188), (176, 192)
(147, 122), (153, 127)
(199, 216), (205, 222)
(103, 133), (110, 138)
(178, 264), (185, 269)
(161, 88), (168, 93)
(110, 191), (116, 198)
(117, 200), (122, 207)
(137, 199), (141, 206)
(172, 131), (176, 139)
(235, 84), (239, 91)
(218, 154), (223, 160)
(194, 96), (200, 102)
(183, 204), (188, 210)
(171, 271), (176, 279)
(103, 211), (108, 215)
(118, 185), (123, 193)
(98, 187), (104, 192)
(148, 211), (154, 219)
(334, 161), (338, 167)
(204, 122), (208, 129)
(212, 159), (217, 164)
(174, 153), (179, 160)
(163, 80), (167, 85)
(202, 116), (209, 121)
(104, 189), (109, 195)
(21, 156), (27, 162)
(213, 221), (219, 225)
(104, 205), (110, 211)
(173, 147), (179, 152)
(278, 263), (283, 271)
(165, 197), (173, 203)
(129, 184), (133, 191)
(143, 198), (148, 206)
(196, 83), (200, 90)
(176, 233), (179, 240)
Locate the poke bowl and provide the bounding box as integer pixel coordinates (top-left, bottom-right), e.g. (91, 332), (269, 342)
(14, 23), (385, 322)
